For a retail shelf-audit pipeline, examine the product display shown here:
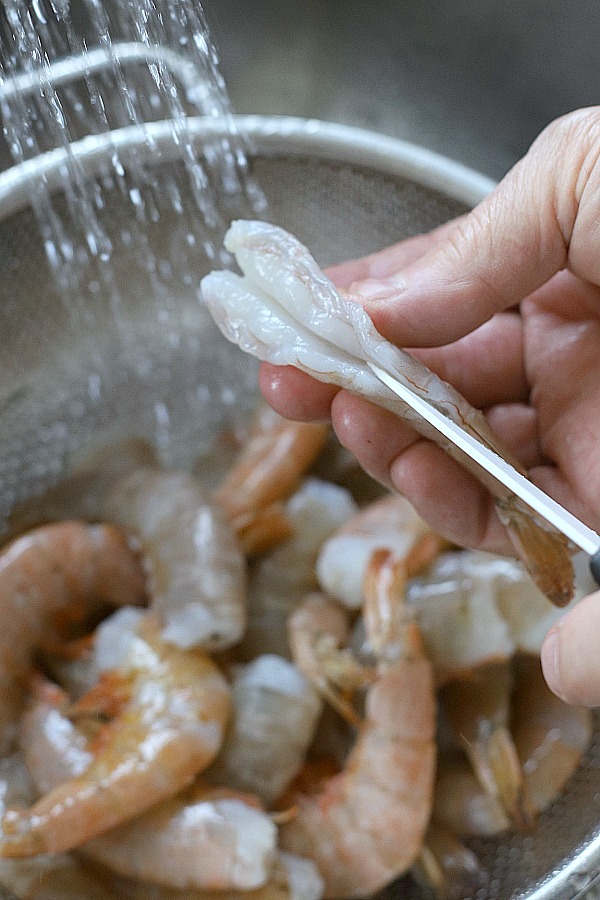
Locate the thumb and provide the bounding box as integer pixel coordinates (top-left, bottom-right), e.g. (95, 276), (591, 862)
(357, 107), (600, 348)
(541, 589), (600, 707)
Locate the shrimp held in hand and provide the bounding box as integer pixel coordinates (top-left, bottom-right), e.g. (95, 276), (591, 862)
(280, 550), (436, 898)
(1, 614), (230, 857)
(201, 220), (574, 606)
(0, 521), (145, 751)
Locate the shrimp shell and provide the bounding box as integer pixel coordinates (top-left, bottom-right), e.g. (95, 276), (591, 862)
(201, 219), (574, 607)
(0, 521), (145, 751)
(2, 615), (230, 856)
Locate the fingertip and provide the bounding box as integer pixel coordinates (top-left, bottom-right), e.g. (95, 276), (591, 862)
(258, 363), (338, 422)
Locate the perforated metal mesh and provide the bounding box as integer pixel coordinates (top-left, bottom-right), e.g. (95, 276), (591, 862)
(1, 137), (599, 900)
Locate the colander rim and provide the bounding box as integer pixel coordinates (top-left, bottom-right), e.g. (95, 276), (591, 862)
(0, 114), (495, 219)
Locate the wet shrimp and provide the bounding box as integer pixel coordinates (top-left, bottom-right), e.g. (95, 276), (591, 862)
(98, 851), (325, 900)
(19, 676), (276, 889)
(440, 661), (531, 829)
(1, 613), (230, 857)
(0, 521), (145, 751)
(280, 549), (436, 898)
(0, 752), (117, 900)
(406, 549), (581, 680)
(214, 402), (330, 555)
(208, 654), (323, 807)
(239, 477), (356, 661)
(8, 440), (247, 651)
(202, 219), (574, 607)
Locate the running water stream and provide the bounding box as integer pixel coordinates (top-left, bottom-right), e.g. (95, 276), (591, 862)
(0, 0), (264, 295)
(0, 0), (267, 514)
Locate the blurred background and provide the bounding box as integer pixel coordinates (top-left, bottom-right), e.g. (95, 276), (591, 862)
(202, 0), (600, 181)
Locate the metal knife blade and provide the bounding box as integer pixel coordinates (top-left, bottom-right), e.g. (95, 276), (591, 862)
(368, 361), (600, 584)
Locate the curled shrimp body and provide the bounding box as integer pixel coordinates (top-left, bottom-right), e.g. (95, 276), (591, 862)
(2, 614), (230, 857)
(9, 441), (247, 651)
(208, 654), (323, 807)
(406, 549), (580, 680)
(202, 219), (574, 607)
(0, 521), (145, 751)
(280, 551), (436, 898)
(214, 402), (330, 556)
(433, 656), (593, 838)
(19, 678), (274, 890)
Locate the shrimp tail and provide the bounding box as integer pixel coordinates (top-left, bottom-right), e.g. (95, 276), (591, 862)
(472, 725), (535, 832)
(413, 823), (489, 900)
(497, 499), (574, 607)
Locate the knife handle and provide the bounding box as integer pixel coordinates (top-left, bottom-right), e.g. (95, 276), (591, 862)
(590, 550), (600, 588)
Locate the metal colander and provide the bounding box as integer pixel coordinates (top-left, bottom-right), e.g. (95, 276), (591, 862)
(1, 84), (600, 900)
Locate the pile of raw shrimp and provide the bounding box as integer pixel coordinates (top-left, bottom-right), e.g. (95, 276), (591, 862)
(0, 405), (593, 900)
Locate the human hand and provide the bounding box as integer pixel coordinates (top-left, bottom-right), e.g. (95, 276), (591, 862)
(259, 106), (600, 706)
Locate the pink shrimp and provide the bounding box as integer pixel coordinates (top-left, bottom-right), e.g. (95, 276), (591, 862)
(280, 550), (436, 898)
(1, 614), (230, 856)
(0, 521), (145, 751)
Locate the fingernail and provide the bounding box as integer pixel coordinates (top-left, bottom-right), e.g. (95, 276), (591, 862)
(352, 275), (406, 301)
(541, 626), (566, 700)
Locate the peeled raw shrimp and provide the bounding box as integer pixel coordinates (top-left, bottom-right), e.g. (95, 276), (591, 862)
(208, 654), (323, 807)
(98, 852), (325, 900)
(214, 402), (330, 555)
(406, 549), (581, 680)
(239, 477), (357, 661)
(0, 753), (116, 900)
(8, 439), (247, 650)
(0, 520), (145, 751)
(2, 613), (230, 856)
(280, 549), (436, 898)
(315, 494), (447, 610)
(201, 219), (574, 607)
(440, 661), (532, 830)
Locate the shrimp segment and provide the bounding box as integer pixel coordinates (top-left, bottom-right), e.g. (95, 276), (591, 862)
(201, 220), (574, 606)
(0, 521), (145, 751)
(2, 615), (230, 857)
(280, 551), (436, 898)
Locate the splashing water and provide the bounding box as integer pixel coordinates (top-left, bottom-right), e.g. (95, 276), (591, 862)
(0, 0), (265, 300)
(0, 0), (267, 474)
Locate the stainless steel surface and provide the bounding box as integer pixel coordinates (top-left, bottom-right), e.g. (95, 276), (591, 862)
(368, 362), (600, 558)
(204, 0), (600, 181)
(1, 114), (600, 900)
